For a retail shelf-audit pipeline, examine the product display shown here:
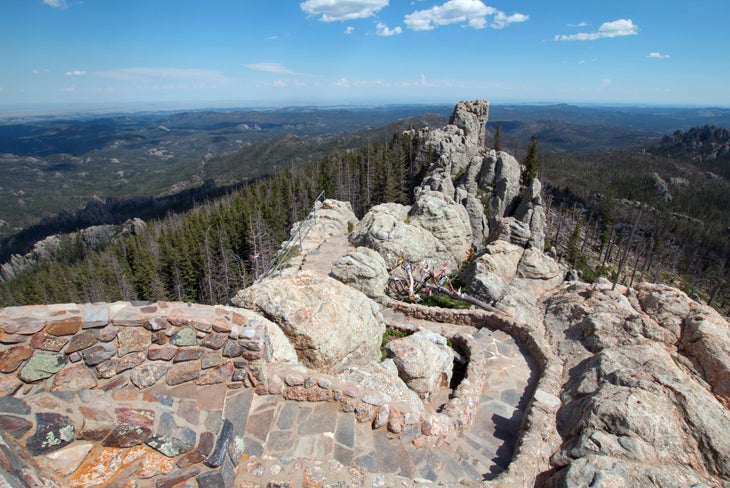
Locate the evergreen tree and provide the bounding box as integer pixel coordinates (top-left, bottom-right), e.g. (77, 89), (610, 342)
(567, 220), (582, 266)
(522, 134), (538, 186)
(493, 124), (503, 152)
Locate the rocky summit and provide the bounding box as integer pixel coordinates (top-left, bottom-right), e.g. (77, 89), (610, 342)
(0, 100), (729, 487)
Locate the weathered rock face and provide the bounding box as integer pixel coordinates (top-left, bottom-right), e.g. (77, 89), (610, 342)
(385, 330), (454, 401)
(542, 279), (730, 486)
(409, 190), (473, 265)
(480, 150), (522, 224)
(232, 271), (385, 373)
(465, 240), (525, 304)
(448, 99), (489, 148)
(330, 247), (389, 300)
(407, 100), (546, 250)
(464, 240), (563, 326)
(349, 203), (450, 271)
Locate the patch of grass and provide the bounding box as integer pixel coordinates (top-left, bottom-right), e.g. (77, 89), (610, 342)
(420, 292), (472, 309)
(452, 167), (467, 182)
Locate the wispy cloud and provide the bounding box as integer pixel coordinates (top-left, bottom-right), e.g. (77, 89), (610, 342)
(65, 70), (86, 76)
(647, 51), (670, 59)
(332, 74), (463, 88)
(344, 26), (355, 34)
(376, 23), (402, 36)
(243, 62), (296, 75)
(43, 0), (67, 9)
(32, 69), (49, 75)
(300, 0), (389, 22)
(95, 67), (229, 84)
(404, 0), (527, 31)
(555, 18), (638, 41)
(568, 21), (589, 28)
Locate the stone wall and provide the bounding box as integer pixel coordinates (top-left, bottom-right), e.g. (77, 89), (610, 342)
(0, 301), (448, 485)
(384, 298), (563, 487)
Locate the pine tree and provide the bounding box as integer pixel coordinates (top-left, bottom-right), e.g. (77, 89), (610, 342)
(567, 220), (582, 266)
(522, 134), (538, 186)
(493, 124), (503, 152)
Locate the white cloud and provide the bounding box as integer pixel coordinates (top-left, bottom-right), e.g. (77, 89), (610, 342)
(344, 26), (355, 34)
(65, 70), (86, 76)
(266, 35), (280, 40)
(647, 51), (670, 59)
(62, 84), (77, 93)
(43, 0), (67, 8)
(491, 12), (528, 29)
(243, 63), (295, 75)
(300, 0), (389, 22)
(376, 23), (402, 36)
(404, 0), (527, 31)
(555, 18), (638, 41)
(32, 69), (49, 75)
(568, 21), (589, 28)
(273, 80), (287, 87)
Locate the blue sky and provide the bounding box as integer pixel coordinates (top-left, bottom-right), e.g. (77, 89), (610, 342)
(2, 0), (729, 110)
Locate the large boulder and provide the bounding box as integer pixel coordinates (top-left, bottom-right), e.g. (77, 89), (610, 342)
(349, 203), (452, 271)
(385, 330), (454, 401)
(408, 190), (473, 265)
(330, 247), (389, 300)
(464, 240), (525, 304)
(231, 271), (385, 373)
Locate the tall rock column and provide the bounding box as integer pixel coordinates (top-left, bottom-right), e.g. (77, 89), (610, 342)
(448, 99), (489, 148)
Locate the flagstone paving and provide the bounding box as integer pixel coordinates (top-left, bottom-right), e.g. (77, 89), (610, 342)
(228, 316), (536, 486)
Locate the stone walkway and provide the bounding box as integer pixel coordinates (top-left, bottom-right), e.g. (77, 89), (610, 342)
(299, 234), (351, 276)
(229, 321), (535, 486)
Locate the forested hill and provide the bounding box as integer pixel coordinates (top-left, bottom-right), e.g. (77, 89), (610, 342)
(0, 112), (447, 262)
(0, 132), (428, 306)
(2, 112), (729, 312)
